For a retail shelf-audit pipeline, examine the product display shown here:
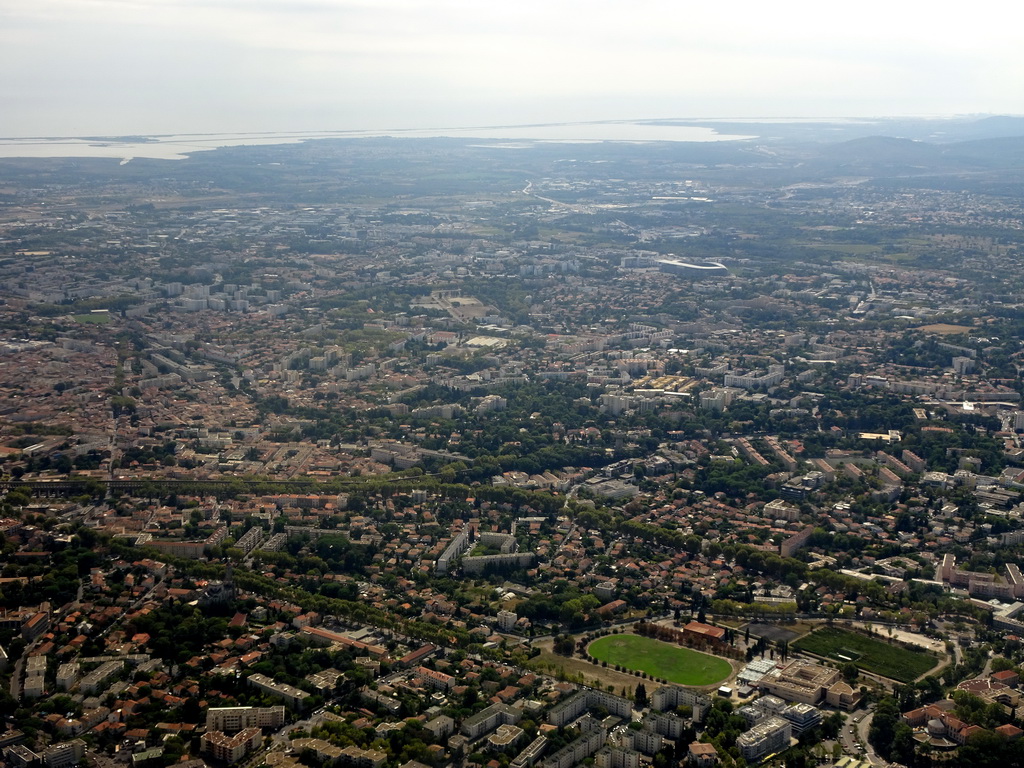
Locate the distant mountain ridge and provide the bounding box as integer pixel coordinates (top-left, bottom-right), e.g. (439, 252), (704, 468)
(934, 115), (1024, 141)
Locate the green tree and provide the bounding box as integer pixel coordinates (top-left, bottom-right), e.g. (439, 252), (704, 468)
(635, 682), (648, 709)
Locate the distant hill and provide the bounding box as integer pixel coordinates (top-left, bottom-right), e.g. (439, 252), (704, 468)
(941, 135), (1024, 168)
(810, 136), (948, 174)
(927, 115), (1024, 142)
(806, 134), (1024, 176)
(665, 115), (1024, 147)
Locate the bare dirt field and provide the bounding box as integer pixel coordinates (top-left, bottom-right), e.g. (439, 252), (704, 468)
(530, 638), (645, 696)
(917, 323), (973, 335)
(746, 622), (802, 643)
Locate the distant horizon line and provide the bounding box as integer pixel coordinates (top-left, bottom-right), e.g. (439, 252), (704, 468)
(1, 113), (1016, 143)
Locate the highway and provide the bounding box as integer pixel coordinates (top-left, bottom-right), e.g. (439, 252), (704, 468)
(520, 181), (587, 214)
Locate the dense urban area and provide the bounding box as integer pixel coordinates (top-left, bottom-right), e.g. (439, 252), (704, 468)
(3, 117), (1024, 768)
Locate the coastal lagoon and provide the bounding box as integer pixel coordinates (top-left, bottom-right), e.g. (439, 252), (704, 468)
(0, 121), (757, 161)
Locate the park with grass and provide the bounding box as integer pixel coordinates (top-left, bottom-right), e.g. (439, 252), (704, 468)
(72, 312), (111, 324)
(792, 626), (938, 683)
(588, 634), (732, 687)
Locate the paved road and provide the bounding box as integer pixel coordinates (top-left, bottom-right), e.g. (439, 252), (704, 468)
(8, 575), (88, 701)
(856, 710), (885, 766)
(87, 749), (125, 768)
(839, 709), (884, 765)
(9, 652), (23, 701)
(839, 708), (886, 767)
(241, 708), (336, 768)
(839, 714), (859, 755)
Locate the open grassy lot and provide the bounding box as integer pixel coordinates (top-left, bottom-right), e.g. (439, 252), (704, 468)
(72, 313), (111, 324)
(588, 634), (732, 687)
(792, 626), (937, 682)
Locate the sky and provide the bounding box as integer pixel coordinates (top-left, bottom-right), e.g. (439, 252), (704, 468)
(2, 0), (1023, 138)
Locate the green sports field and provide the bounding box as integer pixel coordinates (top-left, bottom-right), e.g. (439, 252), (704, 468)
(588, 634), (732, 686)
(72, 313), (111, 324)
(792, 626), (937, 683)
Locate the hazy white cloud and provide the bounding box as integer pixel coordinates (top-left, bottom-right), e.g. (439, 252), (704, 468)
(1, 0), (1022, 136)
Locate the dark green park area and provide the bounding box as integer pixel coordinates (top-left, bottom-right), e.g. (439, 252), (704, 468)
(792, 626), (937, 683)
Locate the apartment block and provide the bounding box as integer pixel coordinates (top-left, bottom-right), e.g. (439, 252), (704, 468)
(206, 706), (286, 732)
(201, 728), (262, 764)
(735, 717), (791, 763)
